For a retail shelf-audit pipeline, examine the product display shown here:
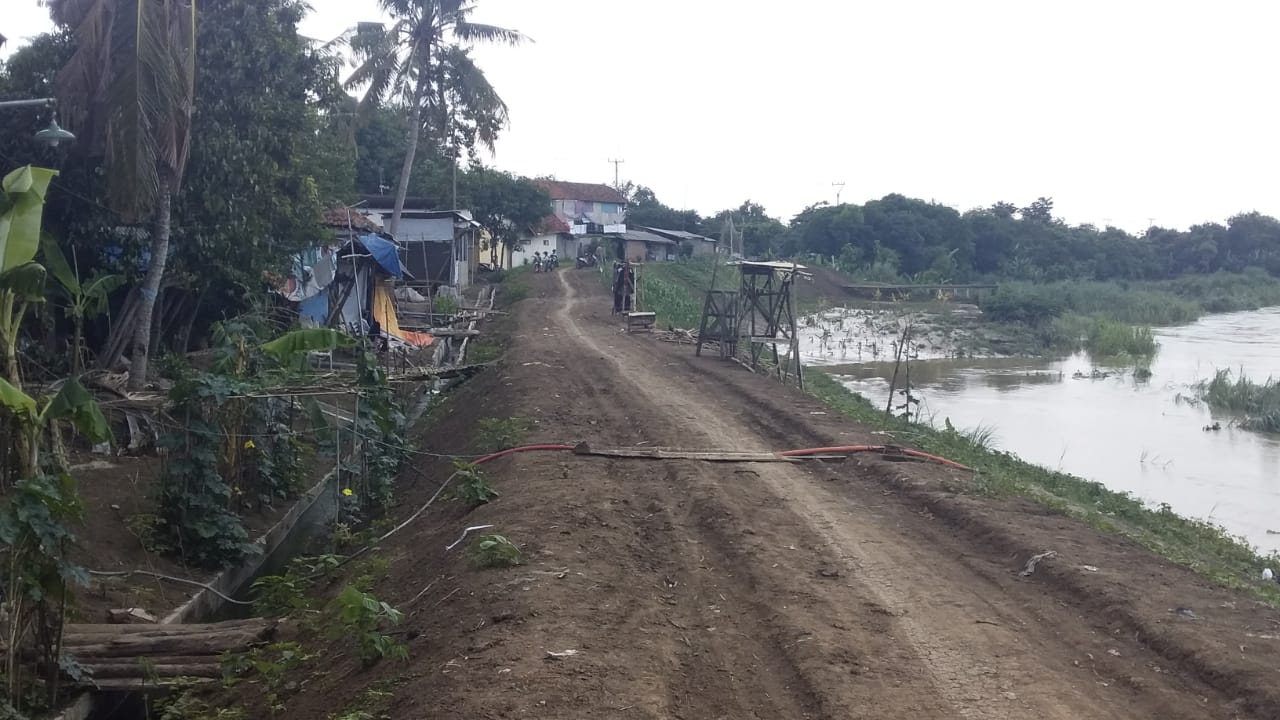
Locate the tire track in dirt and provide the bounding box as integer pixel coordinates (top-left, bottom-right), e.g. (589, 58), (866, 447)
(553, 271), (1238, 719)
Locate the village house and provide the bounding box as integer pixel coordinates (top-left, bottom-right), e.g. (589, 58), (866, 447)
(358, 195), (482, 292)
(513, 180), (628, 266)
(634, 226), (720, 258)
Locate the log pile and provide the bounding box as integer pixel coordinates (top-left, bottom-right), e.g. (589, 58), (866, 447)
(59, 618), (278, 690)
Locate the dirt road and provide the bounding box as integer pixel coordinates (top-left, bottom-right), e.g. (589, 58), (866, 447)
(285, 270), (1280, 719)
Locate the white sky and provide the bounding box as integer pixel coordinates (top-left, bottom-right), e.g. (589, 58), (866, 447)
(5, 0), (1280, 231)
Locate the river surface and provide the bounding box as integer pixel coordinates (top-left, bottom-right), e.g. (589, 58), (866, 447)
(807, 307), (1280, 556)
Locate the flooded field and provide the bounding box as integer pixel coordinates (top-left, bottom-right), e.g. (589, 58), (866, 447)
(807, 307), (1280, 555)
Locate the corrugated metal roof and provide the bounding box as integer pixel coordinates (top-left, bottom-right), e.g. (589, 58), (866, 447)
(637, 226), (715, 243)
(622, 229), (677, 245)
(534, 180), (628, 204)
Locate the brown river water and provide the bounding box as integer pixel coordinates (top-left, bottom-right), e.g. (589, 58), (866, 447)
(806, 307), (1280, 556)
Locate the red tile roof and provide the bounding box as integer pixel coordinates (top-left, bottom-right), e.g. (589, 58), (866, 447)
(534, 180), (627, 205)
(535, 215), (570, 234)
(322, 207), (381, 232)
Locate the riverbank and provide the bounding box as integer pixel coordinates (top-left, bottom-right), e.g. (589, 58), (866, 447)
(805, 371), (1279, 605)
(641, 259), (1280, 364)
(635, 259), (1280, 602)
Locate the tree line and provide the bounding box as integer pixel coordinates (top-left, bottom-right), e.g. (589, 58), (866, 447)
(626, 188), (1280, 284)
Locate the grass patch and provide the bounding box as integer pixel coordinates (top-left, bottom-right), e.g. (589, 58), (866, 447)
(807, 371), (1280, 606)
(637, 258), (740, 329)
(466, 339), (500, 365)
(990, 271), (1280, 327)
(496, 265), (531, 308)
(1195, 369), (1280, 432)
(474, 416), (532, 452)
(1083, 318), (1157, 358)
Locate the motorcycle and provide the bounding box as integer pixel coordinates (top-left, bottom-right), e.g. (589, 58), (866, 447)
(532, 256), (544, 273)
(576, 254), (598, 269)
(547, 253), (559, 270)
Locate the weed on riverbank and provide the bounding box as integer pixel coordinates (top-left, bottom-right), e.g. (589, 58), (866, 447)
(806, 371), (1280, 606)
(1195, 369), (1280, 432)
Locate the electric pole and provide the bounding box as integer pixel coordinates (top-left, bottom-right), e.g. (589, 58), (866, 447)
(832, 181), (846, 205)
(608, 158), (625, 189)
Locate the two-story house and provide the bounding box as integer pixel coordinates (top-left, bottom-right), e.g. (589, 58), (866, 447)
(513, 180), (628, 266)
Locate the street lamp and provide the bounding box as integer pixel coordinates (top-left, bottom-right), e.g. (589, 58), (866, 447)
(0, 97), (76, 147)
(33, 117), (75, 147)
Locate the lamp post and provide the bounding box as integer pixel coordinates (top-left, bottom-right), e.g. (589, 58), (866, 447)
(0, 97), (76, 147)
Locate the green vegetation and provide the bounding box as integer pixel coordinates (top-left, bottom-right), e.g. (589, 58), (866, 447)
(470, 534), (522, 567)
(497, 266), (532, 308)
(1195, 370), (1280, 433)
(450, 461), (500, 506)
(328, 586), (409, 666)
(807, 372), (1280, 606)
(636, 258), (739, 329)
(1081, 319), (1157, 358)
(474, 416), (532, 452)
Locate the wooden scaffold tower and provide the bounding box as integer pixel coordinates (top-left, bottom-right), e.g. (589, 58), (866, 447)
(696, 260), (807, 388)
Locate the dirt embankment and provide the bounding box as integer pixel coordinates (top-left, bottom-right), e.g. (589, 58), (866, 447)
(276, 269), (1280, 720)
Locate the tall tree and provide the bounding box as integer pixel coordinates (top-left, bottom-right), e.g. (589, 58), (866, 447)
(343, 0), (525, 234)
(49, 0), (197, 389)
(457, 167), (549, 266)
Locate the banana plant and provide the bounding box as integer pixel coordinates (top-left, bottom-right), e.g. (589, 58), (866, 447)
(42, 235), (124, 374)
(0, 376), (112, 472)
(0, 165), (58, 385)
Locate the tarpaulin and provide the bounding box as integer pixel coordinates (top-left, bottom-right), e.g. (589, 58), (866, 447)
(358, 234), (404, 279)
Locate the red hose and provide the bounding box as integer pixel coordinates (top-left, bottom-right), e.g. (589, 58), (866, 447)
(473, 444), (575, 465)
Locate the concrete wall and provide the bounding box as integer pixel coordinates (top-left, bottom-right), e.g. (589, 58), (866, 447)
(513, 234), (578, 266)
(689, 239), (719, 257)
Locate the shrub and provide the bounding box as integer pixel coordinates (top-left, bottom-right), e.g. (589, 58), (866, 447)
(328, 586), (408, 666)
(981, 289), (1064, 325)
(451, 462), (499, 507)
(1083, 319), (1157, 357)
(470, 534), (522, 568)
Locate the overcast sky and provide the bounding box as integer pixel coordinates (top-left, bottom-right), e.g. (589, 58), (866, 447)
(4, 1), (1280, 232)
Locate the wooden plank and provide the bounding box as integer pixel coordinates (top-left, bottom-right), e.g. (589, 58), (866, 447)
(84, 662), (222, 679)
(573, 445), (795, 463)
(64, 630), (267, 658)
(63, 619), (272, 637)
(75, 677), (216, 691)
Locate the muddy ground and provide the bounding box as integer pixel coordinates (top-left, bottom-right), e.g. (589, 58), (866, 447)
(276, 269), (1280, 719)
(793, 266), (1041, 362)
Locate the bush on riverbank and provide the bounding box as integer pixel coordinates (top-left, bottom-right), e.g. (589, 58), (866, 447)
(1082, 319), (1158, 357)
(806, 371), (1280, 606)
(991, 271), (1280, 327)
(1196, 369), (1280, 432)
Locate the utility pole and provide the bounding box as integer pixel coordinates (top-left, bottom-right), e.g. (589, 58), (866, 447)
(832, 181), (846, 205)
(608, 158), (625, 189)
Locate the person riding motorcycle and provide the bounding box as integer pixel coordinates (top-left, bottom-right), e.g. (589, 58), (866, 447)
(532, 252), (543, 272)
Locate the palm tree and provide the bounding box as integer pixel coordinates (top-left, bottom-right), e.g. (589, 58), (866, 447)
(344, 0), (525, 237)
(48, 0), (197, 390)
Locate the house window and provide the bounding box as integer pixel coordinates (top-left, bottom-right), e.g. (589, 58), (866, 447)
(543, 238), (549, 246)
